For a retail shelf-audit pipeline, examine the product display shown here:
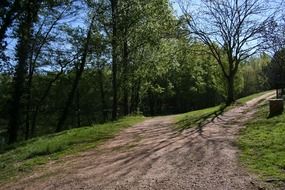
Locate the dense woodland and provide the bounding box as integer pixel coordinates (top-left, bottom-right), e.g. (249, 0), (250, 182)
(0, 0), (284, 147)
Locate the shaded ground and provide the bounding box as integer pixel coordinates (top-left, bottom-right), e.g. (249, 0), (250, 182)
(2, 92), (275, 190)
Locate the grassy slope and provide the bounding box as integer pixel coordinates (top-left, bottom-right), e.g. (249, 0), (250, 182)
(175, 91), (269, 131)
(0, 91), (272, 183)
(235, 91), (268, 105)
(175, 90), (285, 185)
(238, 104), (285, 184)
(0, 116), (144, 183)
(175, 105), (223, 131)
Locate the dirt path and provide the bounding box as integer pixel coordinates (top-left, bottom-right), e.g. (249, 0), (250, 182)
(3, 92), (275, 190)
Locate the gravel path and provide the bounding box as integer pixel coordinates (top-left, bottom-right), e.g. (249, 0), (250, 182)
(2, 92), (275, 190)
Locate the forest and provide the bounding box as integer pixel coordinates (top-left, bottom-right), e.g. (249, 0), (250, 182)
(0, 0), (284, 147)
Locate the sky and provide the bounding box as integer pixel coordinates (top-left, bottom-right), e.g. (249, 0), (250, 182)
(171, 0), (183, 16)
(4, 0), (283, 68)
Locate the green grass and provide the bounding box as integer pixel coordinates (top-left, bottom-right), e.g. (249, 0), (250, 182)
(236, 91), (269, 104)
(238, 104), (285, 184)
(175, 91), (270, 131)
(0, 91), (273, 183)
(0, 116), (145, 183)
(175, 105), (224, 131)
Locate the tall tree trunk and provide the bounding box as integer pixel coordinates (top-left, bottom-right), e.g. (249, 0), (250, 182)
(55, 66), (82, 132)
(76, 89), (81, 128)
(122, 39), (129, 116)
(7, 0), (38, 144)
(56, 16), (94, 132)
(98, 69), (107, 122)
(25, 65), (33, 140)
(30, 56), (74, 136)
(130, 84), (136, 113)
(130, 80), (141, 113)
(148, 90), (155, 116)
(135, 81), (141, 112)
(121, 5), (130, 116)
(111, 0), (118, 120)
(8, 54), (29, 143)
(30, 68), (64, 136)
(226, 74), (235, 105)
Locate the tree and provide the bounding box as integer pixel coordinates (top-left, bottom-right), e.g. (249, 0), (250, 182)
(181, 0), (273, 105)
(117, 0), (177, 115)
(0, 0), (23, 69)
(0, 0), (22, 42)
(240, 53), (270, 96)
(110, 0), (118, 120)
(25, 1), (74, 139)
(262, 4), (285, 54)
(7, 0), (40, 144)
(264, 48), (285, 88)
(56, 14), (96, 132)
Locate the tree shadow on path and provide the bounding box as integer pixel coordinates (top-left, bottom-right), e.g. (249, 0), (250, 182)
(177, 105), (227, 135)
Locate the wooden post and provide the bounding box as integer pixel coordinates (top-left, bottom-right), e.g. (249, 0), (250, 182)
(269, 99), (284, 117)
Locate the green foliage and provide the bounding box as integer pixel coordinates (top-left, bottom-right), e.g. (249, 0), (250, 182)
(0, 0), (273, 146)
(235, 91), (268, 105)
(239, 104), (285, 184)
(239, 53), (271, 97)
(0, 116), (144, 182)
(175, 91), (270, 131)
(264, 48), (285, 88)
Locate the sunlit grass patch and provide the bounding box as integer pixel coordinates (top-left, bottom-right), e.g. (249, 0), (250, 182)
(0, 116), (144, 183)
(238, 104), (285, 186)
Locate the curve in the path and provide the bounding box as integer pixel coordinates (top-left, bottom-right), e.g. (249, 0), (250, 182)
(3, 92), (275, 190)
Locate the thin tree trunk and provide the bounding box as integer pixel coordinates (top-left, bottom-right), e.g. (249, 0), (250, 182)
(55, 67), (82, 132)
(130, 84), (136, 113)
(122, 39), (129, 116)
(30, 57), (75, 136)
(111, 0), (118, 120)
(226, 74), (235, 105)
(148, 90), (155, 116)
(135, 80), (141, 113)
(130, 80), (141, 113)
(31, 70), (62, 136)
(56, 16), (95, 132)
(98, 69), (107, 122)
(25, 68), (33, 140)
(76, 89), (81, 128)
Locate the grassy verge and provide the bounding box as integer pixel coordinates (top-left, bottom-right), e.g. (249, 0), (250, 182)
(0, 116), (145, 183)
(238, 104), (285, 185)
(175, 105), (224, 131)
(175, 91), (270, 131)
(235, 91), (269, 105)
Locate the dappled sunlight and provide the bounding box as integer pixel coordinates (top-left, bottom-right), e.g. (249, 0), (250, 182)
(2, 92), (275, 190)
